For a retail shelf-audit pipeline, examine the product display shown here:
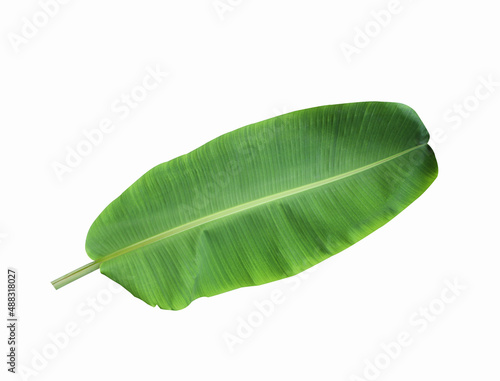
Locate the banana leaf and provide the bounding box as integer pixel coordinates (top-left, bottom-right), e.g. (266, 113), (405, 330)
(52, 102), (438, 310)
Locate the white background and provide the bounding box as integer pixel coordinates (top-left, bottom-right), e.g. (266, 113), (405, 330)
(1, 1), (499, 380)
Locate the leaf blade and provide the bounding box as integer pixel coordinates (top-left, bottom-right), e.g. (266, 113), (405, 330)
(81, 102), (438, 309)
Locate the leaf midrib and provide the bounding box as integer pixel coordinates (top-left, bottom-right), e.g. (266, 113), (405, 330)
(96, 144), (427, 264)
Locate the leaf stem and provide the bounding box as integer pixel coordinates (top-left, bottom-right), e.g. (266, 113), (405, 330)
(51, 261), (101, 290)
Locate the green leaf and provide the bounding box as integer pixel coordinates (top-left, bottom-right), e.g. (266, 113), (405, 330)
(52, 102), (438, 310)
